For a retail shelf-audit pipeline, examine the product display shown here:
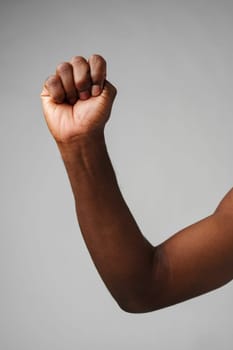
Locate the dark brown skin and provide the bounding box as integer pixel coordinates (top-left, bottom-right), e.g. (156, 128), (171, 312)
(41, 54), (233, 313)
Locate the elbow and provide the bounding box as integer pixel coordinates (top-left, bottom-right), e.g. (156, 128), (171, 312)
(113, 247), (168, 314)
(116, 293), (162, 314)
(118, 300), (161, 314)
(117, 300), (144, 314)
(118, 303), (152, 314)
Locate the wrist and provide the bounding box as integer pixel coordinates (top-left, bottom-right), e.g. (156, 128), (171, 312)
(56, 128), (117, 194)
(56, 129), (109, 173)
(57, 129), (105, 159)
(55, 126), (118, 202)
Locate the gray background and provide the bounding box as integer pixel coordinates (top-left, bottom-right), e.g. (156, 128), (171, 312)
(1, 0), (233, 349)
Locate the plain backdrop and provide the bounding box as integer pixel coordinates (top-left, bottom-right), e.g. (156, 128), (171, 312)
(1, 0), (233, 349)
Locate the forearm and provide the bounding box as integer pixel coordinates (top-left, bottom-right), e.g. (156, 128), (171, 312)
(57, 131), (155, 311)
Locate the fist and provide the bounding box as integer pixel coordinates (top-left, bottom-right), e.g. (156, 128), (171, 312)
(41, 55), (117, 143)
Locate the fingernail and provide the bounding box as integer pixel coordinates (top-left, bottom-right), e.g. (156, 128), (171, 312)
(92, 85), (101, 97)
(79, 90), (90, 100)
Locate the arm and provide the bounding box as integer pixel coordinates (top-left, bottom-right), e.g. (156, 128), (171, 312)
(41, 55), (233, 313)
(58, 139), (233, 313)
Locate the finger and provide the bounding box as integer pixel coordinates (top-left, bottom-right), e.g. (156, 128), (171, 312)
(88, 54), (107, 97)
(44, 75), (65, 104)
(71, 56), (91, 100)
(56, 62), (77, 104)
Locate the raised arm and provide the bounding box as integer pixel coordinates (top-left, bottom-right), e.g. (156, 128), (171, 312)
(41, 55), (233, 313)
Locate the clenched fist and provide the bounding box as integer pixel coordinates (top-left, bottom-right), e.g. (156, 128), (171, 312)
(41, 54), (117, 143)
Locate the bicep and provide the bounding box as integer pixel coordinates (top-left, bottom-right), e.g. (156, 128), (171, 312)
(149, 210), (233, 310)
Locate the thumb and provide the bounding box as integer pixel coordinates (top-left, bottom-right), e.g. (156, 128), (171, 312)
(102, 80), (117, 102)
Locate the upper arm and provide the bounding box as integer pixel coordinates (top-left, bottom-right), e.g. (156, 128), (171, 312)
(147, 188), (233, 312)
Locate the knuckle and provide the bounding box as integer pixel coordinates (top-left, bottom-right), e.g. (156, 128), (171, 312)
(75, 79), (90, 91)
(71, 55), (87, 65)
(91, 73), (100, 84)
(91, 71), (105, 84)
(46, 75), (59, 87)
(89, 54), (106, 65)
(56, 62), (71, 74)
(75, 70), (91, 90)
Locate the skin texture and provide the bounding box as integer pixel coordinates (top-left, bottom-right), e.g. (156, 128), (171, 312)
(41, 54), (233, 313)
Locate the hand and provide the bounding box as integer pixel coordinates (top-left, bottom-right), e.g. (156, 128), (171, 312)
(40, 55), (117, 143)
